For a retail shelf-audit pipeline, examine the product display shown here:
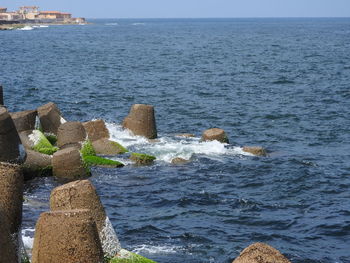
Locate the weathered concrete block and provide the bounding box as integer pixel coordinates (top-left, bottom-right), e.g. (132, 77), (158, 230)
(50, 180), (121, 257)
(83, 119), (110, 142)
(18, 130), (34, 149)
(0, 84), (3, 105)
(52, 147), (87, 180)
(10, 109), (37, 133)
(201, 128), (229, 143)
(122, 104), (157, 139)
(242, 146), (267, 156)
(37, 102), (64, 135)
(130, 153), (156, 165)
(22, 149), (52, 180)
(0, 107), (20, 162)
(0, 162), (23, 235)
(31, 209), (104, 263)
(0, 210), (17, 263)
(57, 121), (86, 148)
(232, 243), (291, 263)
(92, 138), (127, 155)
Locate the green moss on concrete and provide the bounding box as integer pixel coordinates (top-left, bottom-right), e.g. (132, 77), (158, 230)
(111, 141), (128, 153)
(32, 130), (58, 155)
(80, 140), (96, 157)
(130, 153), (156, 165)
(83, 155), (124, 168)
(45, 134), (57, 145)
(109, 249), (157, 263)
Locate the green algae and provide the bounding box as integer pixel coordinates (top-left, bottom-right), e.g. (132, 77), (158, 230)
(31, 130), (58, 155)
(111, 141), (128, 153)
(109, 249), (157, 263)
(80, 140), (96, 157)
(130, 153), (156, 165)
(45, 134), (57, 145)
(83, 155), (124, 168)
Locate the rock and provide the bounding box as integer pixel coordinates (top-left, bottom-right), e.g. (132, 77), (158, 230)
(176, 133), (196, 138)
(122, 104), (157, 139)
(50, 180), (121, 257)
(232, 243), (291, 263)
(10, 109), (37, 133)
(57, 121), (87, 148)
(92, 138), (128, 155)
(22, 150), (52, 180)
(37, 102), (65, 135)
(0, 107), (20, 162)
(112, 249), (157, 263)
(31, 209), (104, 263)
(171, 157), (189, 165)
(0, 85), (3, 105)
(52, 147), (88, 180)
(0, 211), (17, 263)
(201, 128), (229, 143)
(130, 153), (156, 165)
(83, 119), (110, 142)
(242, 146), (267, 156)
(83, 155), (124, 168)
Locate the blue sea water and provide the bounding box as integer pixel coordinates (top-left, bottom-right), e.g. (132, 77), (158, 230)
(1, 18), (350, 263)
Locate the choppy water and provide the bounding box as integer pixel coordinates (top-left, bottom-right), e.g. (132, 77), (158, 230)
(1, 18), (350, 263)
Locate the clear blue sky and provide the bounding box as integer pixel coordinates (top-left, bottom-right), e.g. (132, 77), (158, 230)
(2, 0), (350, 18)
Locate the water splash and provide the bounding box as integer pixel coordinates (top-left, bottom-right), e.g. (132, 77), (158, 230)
(100, 216), (121, 257)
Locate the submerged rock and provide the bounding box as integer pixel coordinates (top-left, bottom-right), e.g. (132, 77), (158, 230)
(201, 128), (229, 143)
(130, 153), (156, 165)
(31, 209), (104, 263)
(122, 104), (157, 139)
(176, 133), (196, 138)
(52, 147), (88, 180)
(232, 242), (291, 263)
(171, 157), (189, 165)
(92, 138), (128, 155)
(50, 180), (121, 257)
(10, 109), (37, 133)
(83, 119), (110, 142)
(0, 107), (20, 162)
(242, 146), (267, 156)
(37, 102), (65, 135)
(57, 121), (86, 148)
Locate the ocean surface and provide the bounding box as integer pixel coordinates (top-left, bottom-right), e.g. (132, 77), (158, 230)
(1, 18), (350, 263)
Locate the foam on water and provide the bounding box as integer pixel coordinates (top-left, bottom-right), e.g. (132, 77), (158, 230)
(106, 122), (252, 163)
(132, 244), (184, 255)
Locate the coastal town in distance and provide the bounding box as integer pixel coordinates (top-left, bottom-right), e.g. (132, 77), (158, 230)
(0, 6), (85, 30)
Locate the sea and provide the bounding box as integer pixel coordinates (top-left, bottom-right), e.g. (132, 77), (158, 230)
(1, 18), (350, 263)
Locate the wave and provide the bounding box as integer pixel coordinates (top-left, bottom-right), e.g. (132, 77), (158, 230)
(106, 123), (252, 163)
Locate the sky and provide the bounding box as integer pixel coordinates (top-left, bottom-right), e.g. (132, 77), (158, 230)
(1, 0), (350, 18)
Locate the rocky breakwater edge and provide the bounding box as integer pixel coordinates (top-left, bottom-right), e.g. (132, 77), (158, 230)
(0, 84), (291, 263)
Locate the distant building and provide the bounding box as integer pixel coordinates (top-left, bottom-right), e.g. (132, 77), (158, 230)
(0, 6), (85, 24)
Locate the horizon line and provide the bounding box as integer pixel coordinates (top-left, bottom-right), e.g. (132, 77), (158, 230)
(85, 16), (350, 20)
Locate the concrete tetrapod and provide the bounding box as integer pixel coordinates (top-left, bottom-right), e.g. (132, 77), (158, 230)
(57, 121), (87, 149)
(31, 209), (104, 263)
(122, 104), (157, 139)
(0, 162), (23, 261)
(10, 109), (37, 133)
(37, 102), (65, 135)
(0, 210), (17, 263)
(52, 147), (88, 180)
(0, 107), (20, 162)
(83, 119), (110, 142)
(201, 128), (229, 143)
(50, 180), (121, 257)
(232, 243), (291, 263)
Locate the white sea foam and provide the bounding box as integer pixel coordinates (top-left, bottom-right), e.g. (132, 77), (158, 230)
(106, 122), (252, 163)
(28, 130), (41, 145)
(132, 244), (182, 254)
(18, 26), (34, 31)
(100, 216), (121, 257)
